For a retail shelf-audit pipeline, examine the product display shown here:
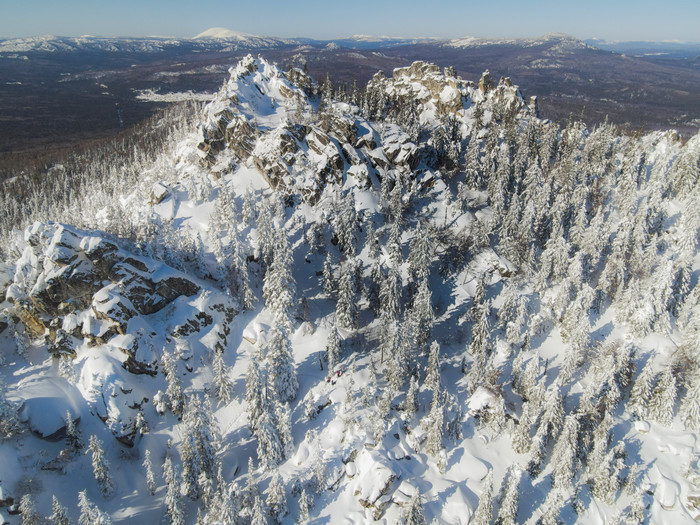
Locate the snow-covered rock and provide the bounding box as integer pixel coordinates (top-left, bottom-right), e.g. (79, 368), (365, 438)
(11, 376), (82, 440)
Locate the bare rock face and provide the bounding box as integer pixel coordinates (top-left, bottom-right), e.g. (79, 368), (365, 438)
(6, 223), (201, 346)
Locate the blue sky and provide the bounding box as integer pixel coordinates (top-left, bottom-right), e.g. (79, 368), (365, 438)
(1, 0), (698, 41)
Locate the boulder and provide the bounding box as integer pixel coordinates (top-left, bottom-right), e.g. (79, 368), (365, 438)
(12, 376), (82, 440)
(149, 182), (170, 205)
(353, 449), (398, 519)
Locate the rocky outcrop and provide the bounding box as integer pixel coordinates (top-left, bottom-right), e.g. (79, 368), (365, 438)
(352, 449), (399, 520)
(372, 60), (471, 117)
(479, 70), (494, 93)
(6, 223), (201, 346)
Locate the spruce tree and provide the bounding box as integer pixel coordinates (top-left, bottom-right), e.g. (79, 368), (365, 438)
(88, 434), (114, 497)
(403, 493), (427, 525)
(49, 495), (72, 525)
(213, 350), (234, 405)
(246, 352), (265, 431)
(162, 351), (184, 417)
(0, 378), (21, 438)
(551, 414), (579, 491)
(647, 364), (677, 426)
(325, 326), (340, 373)
(266, 326), (299, 402)
(298, 488), (312, 523)
(143, 449), (157, 496)
(630, 358), (656, 419)
(250, 495), (267, 525)
(496, 467), (521, 525)
(335, 261), (357, 330)
(19, 493), (40, 525)
(425, 388), (443, 457)
(425, 341), (441, 392)
(77, 491), (112, 525)
(256, 406), (283, 470)
(404, 375), (419, 419)
(65, 410), (82, 452)
(472, 471), (494, 525)
(680, 371), (700, 431)
(163, 457), (185, 525)
(267, 471), (288, 523)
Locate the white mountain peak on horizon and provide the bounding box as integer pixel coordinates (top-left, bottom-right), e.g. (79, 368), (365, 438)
(193, 27), (256, 40)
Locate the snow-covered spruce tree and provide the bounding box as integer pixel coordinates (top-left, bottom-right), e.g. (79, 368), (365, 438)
(335, 260), (357, 330)
(262, 235), (296, 330)
(680, 370), (700, 431)
(143, 449), (157, 496)
(512, 401), (533, 454)
(77, 490), (112, 525)
(407, 278), (434, 355)
(134, 408), (149, 438)
(425, 341), (441, 392)
(19, 493), (40, 525)
(250, 495), (267, 525)
(472, 471), (494, 525)
(325, 325), (341, 373)
(496, 466), (522, 525)
(212, 349), (234, 405)
(275, 400), (294, 459)
(298, 487), (312, 523)
(246, 351), (265, 431)
(0, 378), (21, 439)
(322, 252), (335, 296)
(629, 357), (656, 419)
(88, 435), (114, 497)
(647, 363), (678, 426)
(527, 385), (564, 477)
(58, 353), (78, 383)
(536, 488), (565, 525)
(469, 299), (491, 357)
(403, 493), (427, 525)
(408, 221), (432, 282)
(380, 262), (401, 322)
(241, 187), (256, 227)
(163, 457), (185, 525)
(162, 350), (184, 417)
(256, 201), (276, 266)
(404, 375), (419, 420)
(267, 471), (288, 523)
(49, 495), (72, 525)
(333, 190), (357, 256)
(256, 402), (284, 470)
(180, 395), (218, 498)
(424, 388), (444, 457)
(65, 410), (82, 452)
(266, 326), (299, 402)
(551, 413), (580, 492)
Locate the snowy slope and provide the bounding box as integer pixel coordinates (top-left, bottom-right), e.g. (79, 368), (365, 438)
(0, 54), (699, 525)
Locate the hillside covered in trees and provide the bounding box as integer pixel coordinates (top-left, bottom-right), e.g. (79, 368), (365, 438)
(0, 54), (699, 524)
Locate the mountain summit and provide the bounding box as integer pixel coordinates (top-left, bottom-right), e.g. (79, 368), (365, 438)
(193, 27), (256, 40)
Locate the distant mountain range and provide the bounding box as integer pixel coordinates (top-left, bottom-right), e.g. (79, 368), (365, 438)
(1, 29), (698, 169)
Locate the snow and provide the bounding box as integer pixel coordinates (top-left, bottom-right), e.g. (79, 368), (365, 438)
(134, 89), (215, 103)
(11, 376), (83, 439)
(0, 52), (698, 525)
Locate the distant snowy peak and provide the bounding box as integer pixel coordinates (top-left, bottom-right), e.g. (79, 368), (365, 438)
(193, 27), (255, 40)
